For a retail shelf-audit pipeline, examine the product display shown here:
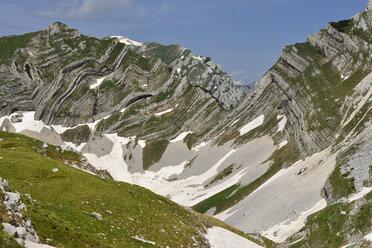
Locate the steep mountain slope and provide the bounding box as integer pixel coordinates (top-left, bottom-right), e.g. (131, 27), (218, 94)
(0, 131), (267, 248)
(0, 1), (371, 247)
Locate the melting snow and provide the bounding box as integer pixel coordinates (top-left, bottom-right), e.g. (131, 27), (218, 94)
(155, 108), (174, 116)
(230, 119), (240, 127)
(261, 199), (327, 243)
(348, 187), (372, 202)
(138, 140), (146, 148)
(239, 115), (264, 136)
(192, 142), (208, 152)
(170, 131), (193, 143)
(111, 36), (143, 47)
(277, 115), (287, 132)
(364, 233), (372, 242)
(4, 112), (47, 133)
(90, 76), (107, 90)
(278, 140), (288, 149)
(206, 226), (263, 248)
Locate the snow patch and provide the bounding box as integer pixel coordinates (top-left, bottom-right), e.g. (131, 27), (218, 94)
(192, 142), (208, 152)
(239, 115), (264, 136)
(261, 199), (327, 243)
(138, 140), (146, 148)
(111, 36), (143, 47)
(278, 140), (288, 150)
(206, 226), (263, 248)
(155, 108), (174, 116)
(364, 233), (372, 242)
(277, 115), (287, 132)
(9, 112), (47, 133)
(170, 131), (193, 143)
(90, 76), (107, 89)
(348, 187), (372, 202)
(230, 119), (240, 127)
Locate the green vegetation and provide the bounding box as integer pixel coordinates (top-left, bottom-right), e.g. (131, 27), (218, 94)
(99, 79), (117, 91)
(144, 43), (183, 64)
(95, 113), (121, 133)
(61, 125), (91, 145)
(142, 140), (169, 170)
(0, 32), (39, 63)
(330, 19), (353, 33)
(104, 42), (125, 65)
(0, 131), (261, 247)
(289, 192), (372, 248)
(208, 164), (236, 186)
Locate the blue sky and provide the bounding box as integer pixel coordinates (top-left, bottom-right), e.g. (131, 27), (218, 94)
(0, 0), (368, 83)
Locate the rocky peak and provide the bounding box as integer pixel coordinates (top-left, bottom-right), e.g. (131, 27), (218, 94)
(47, 21), (81, 37)
(367, 0), (372, 11)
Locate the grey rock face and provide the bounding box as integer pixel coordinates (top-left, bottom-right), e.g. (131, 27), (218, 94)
(0, 177), (40, 243)
(367, 0), (372, 11)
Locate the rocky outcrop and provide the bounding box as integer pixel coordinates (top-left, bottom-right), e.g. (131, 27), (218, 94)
(0, 178), (40, 246)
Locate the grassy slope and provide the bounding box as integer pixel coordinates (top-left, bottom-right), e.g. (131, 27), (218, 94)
(288, 192), (372, 248)
(0, 131), (266, 248)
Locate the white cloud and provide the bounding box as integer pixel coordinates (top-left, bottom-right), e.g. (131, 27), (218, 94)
(230, 70), (245, 76)
(38, 0), (133, 19)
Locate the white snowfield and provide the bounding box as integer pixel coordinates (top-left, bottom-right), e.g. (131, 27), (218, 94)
(111, 35), (143, 47)
(206, 227), (263, 248)
(239, 115), (264, 136)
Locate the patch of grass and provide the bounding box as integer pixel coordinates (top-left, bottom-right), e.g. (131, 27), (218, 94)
(99, 79), (116, 91)
(142, 140), (169, 170)
(95, 113), (121, 133)
(61, 125), (91, 145)
(290, 203), (347, 248)
(0, 32), (39, 63)
(207, 164), (235, 186)
(330, 19), (353, 33)
(104, 42), (125, 65)
(143, 43), (183, 64)
(289, 191), (372, 248)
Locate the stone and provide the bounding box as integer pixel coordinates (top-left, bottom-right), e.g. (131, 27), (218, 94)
(2, 223), (17, 237)
(15, 238), (25, 246)
(92, 212), (102, 221)
(15, 226), (27, 239)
